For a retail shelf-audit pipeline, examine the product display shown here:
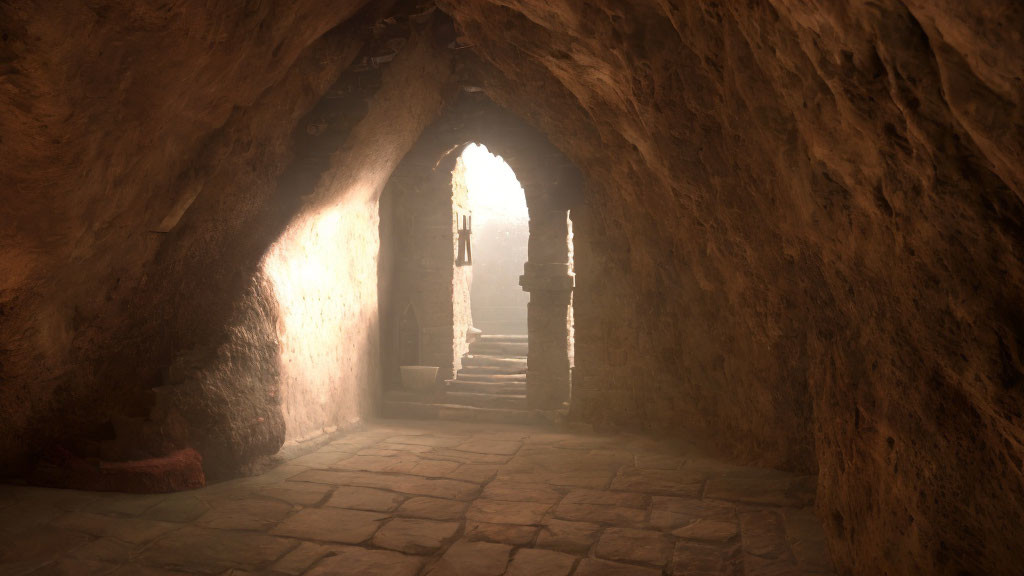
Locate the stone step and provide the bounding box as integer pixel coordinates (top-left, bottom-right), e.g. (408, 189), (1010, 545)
(381, 401), (534, 425)
(474, 323), (528, 336)
(461, 355), (528, 369)
(468, 341), (529, 356)
(438, 404), (533, 425)
(458, 365), (526, 376)
(479, 334), (528, 343)
(444, 391), (527, 410)
(384, 389), (444, 403)
(446, 380), (526, 395)
(454, 373), (526, 383)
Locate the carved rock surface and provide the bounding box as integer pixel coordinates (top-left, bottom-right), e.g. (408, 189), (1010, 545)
(1, 1), (1022, 575)
(438, 2), (1023, 574)
(0, 1), (453, 481)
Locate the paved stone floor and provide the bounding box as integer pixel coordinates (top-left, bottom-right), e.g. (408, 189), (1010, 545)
(0, 419), (834, 575)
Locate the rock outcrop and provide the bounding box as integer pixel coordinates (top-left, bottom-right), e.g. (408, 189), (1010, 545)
(439, 2), (1023, 573)
(0, 1), (455, 479)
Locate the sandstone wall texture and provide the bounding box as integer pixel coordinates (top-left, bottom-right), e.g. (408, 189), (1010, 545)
(383, 152), (471, 386)
(0, 1), (453, 479)
(439, 1), (1023, 574)
(1, 0), (1022, 574)
(261, 27), (450, 445)
(451, 158), (475, 370)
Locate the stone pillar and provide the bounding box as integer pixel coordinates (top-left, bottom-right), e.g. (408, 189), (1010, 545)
(520, 210), (574, 410)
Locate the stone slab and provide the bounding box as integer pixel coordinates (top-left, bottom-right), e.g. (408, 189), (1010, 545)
(289, 469), (480, 501)
(610, 468), (705, 497)
(257, 481), (334, 506)
(481, 480), (563, 503)
(670, 542), (742, 576)
(270, 508), (387, 544)
(304, 546), (424, 576)
(467, 499), (551, 525)
(465, 521), (539, 546)
(454, 439), (522, 455)
(325, 486), (405, 512)
(562, 488), (647, 509)
(553, 502), (646, 526)
(195, 498), (294, 531)
(138, 527), (294, 573)
(506, 548), (577, 576)
(594, 527), (674, 566)
(672, 519), (738, 543)
(425, 540), (512, 576)
(271, 542), (345, 576)
(51, 512), (180, 544)
(575, 558), (662, 576)
(649, 496), (735, 530)
(372, 518), (459, 553)
(396, 496), (468, 520)
(537, 518), (601, 553)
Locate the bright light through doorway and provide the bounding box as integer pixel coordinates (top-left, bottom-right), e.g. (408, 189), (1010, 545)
(459, 144), (528, 226)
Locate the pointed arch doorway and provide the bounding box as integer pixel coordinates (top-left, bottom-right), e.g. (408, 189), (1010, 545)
(380, 96), (580, 420)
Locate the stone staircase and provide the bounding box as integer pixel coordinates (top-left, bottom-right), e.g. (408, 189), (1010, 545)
(382, 335), (533, 423)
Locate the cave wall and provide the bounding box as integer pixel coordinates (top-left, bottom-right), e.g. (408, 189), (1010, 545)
(439, 1), (1023, 574)
(1, 0), (1022, 574)
(262, 193), (382, 444)
(1, 0), (366, 472)
(0, 1), (453, 478)
(165, 22), (452, 473)
(262, 30), (452, 444)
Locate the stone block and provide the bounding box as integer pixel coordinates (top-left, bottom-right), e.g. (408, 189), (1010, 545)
(304, 546), (424, 576)
(465, 521), (539, 546)
(195, 498), (294, 531)
(270, 508), (387, 544)
(138, 527), (293, 573)
(610, 468), (705, 496)
(425, 540), (511, 576)
(575, 558), (662, 576)
(467, 498), (551, 525)
(553, 502), (646, 526)
(325, 486), (405, 512)
(372, 518), (459, 553)
(289, 469), (481, 500)
(537, 518), (601, 553)
(396, 496), (469, 520)
(506, 548), (577, 576)
(594, 527), (674, 566)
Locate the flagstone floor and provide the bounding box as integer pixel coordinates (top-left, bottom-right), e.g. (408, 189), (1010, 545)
(0, 419), (834, 575)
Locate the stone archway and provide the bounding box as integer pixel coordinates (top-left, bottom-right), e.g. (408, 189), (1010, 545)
(380, 93), (583, 417)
